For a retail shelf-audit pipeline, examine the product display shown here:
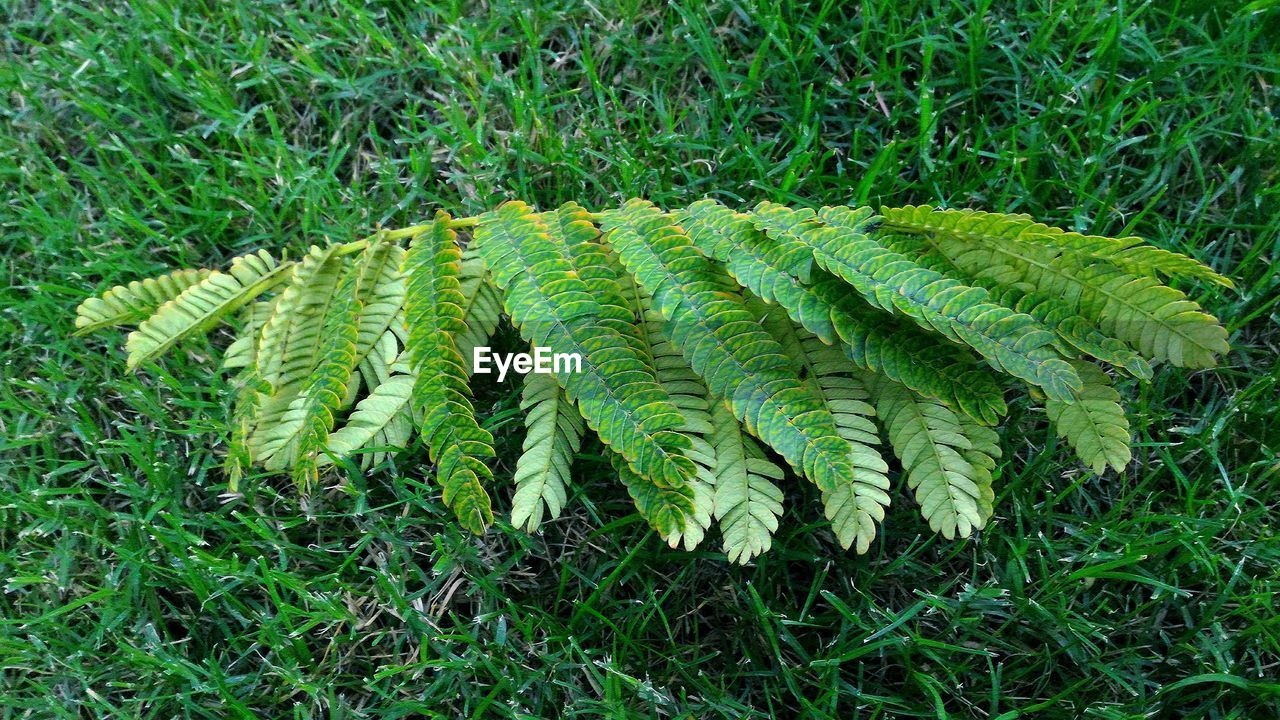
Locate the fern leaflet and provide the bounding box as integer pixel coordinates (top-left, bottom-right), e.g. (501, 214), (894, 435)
(474, 201), (696, 490)
(1045, 360), (1132, 474)
(756, 301), (891, 553)
(455, 247), (503, 372)
(75, 268), (211, 335)
(881, 205), (1233, 288)
(404, 212), (496, 534)
(125, 250), (290, 370)
(600, 199), (854, 493)
(708, 402), (784, 563)
(868, 374), (988, 540)
(680, 199), (1006, 424)
(511, 372), (585, 533)
(751, 202), (1083, 403)
(324, 374), (414, 468)
(289, 262), (363, 488)
(897, 210), (1230, 368)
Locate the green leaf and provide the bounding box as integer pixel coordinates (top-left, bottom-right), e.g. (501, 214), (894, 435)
(680, 199), (1006, 424)
(474, 200), (696, 490)
(1045, 360), (1132, 474)
(868, 374), (988, 540)
(511, 372), (585, 533)
(289, 261), (364, 488)
(751, 202), (1083, 404)
(351, 236), (407, 369)
(957, 414), (1001, 524)
(881, 205), (1234, 289)
(404, 211), (495, 534)
(75, 267), (211, 335)
(898, 207), (1230, 368)
(324, 374), (415, 469)
(249, 246), (351, 469)
(222, 297), (279, 371)
(601, 199), (854, 492)
(757, 301), (890, 553)
(455, 247), (504, 373)
(611, 451), (711, 551)
(125, 250), (291, 370)
(709, 402), (784, 563)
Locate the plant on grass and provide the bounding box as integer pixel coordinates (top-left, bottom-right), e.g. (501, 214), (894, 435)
(76, 200), (1231, 562)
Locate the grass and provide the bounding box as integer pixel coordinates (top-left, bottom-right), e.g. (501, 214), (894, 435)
(2, 0), (1278, 716)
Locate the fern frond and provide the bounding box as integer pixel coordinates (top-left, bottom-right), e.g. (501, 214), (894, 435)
(983, 284), (1153, 380)
(627, 282), (718, 463)
(881, 205), (1234, 289)
(289, 262), (364, 488)
(225, 369), (269, 492)
(511, 372), (585, 533)
(222, 297), (278, 371)
(880, 232), (1156, 381)
(923, 225), (1229, 368)
(351, 236), (407, 368)
(474, 200), (696, 489)
(810, 277), (1009, 425)
(404, 212), (495, 534)
(806, 358), (892, 552)
(324, 373), (415, 469)
(634, 287), (724, 543)
(600, 199), (854, 492)
(553, 202), (650, 356)
(867, 374), (988, 540)
(1045, 360), (1132, 474)
(78, 196), (1232, 559)
(75, 268), (211, 335)
(254, 247), (340, 390)
(455, 247), (503, 372)
(680, 199), (1006, 424)
(547, 205), (720, 545)
(956, 414), (1001, 524)
(757, 301), (891, 553)
(611, 451), (712, 551)
(708, 402), (784, 563)
(125, 250), (291, 370)
(751, 202), (1083, 404)
(249, 246), (350, 469)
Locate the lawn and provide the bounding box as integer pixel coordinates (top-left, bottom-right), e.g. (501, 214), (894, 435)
(2, 0), (1278, 717)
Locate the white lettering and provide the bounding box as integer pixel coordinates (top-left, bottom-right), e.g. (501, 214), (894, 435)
(555, 352), (581, 374)
(494, 351), (513, 382)
(469, 347), (580, 382)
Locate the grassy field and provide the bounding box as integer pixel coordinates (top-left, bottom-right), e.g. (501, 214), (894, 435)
(2, 0), (1279, 717)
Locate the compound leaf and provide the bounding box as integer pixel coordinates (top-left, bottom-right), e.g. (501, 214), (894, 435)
(404, 211), (495, 533)
(125, 250), (290, 370)
(511, 372), (585, 533)
(601, 199), (854, 493)
(76, 268), (212, 335)
(1045, 360), (1132, 474)
(752, 202), (1082, 403)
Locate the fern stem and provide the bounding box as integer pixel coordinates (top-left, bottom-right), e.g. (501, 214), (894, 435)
(449, 211), (606, 229)
(335, 210), (607, 256)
